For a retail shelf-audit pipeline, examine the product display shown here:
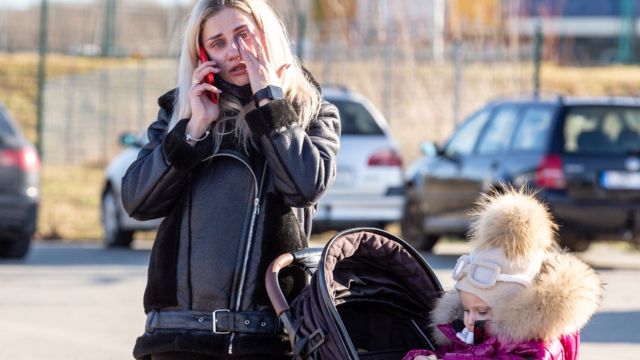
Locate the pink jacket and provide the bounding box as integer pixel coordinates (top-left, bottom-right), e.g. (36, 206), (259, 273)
(403, 323), (579, 360)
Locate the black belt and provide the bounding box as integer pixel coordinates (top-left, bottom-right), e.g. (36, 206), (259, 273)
(145, 309), (283, 335)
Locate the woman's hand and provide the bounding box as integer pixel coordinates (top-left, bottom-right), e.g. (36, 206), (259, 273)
(187, 60), (222, 143)
(237, 29), (289, 97)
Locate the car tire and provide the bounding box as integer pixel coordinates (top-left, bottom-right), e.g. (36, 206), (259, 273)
(400, 192), (439, 252)
(0, 235), (31, 259)
(102, 189), (134, 248)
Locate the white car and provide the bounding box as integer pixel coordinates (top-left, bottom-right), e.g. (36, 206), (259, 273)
(101, 132), (161, 247)
(101, 86), (405, 247)
(313, 87), (405, 232)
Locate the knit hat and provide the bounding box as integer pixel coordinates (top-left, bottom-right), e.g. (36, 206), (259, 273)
(453, 188), (558, 307)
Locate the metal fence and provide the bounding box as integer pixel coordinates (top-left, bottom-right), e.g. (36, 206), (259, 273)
(1, 0), (535, 166)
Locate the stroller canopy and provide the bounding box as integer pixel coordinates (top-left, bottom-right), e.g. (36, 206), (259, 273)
(290, 228), (443, 360)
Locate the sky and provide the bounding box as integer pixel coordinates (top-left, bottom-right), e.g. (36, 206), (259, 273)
(0, 0), (193, 10)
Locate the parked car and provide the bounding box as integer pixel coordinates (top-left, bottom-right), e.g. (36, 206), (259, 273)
(102, 132), (160, 247)
(312, 86), (404, 232)
(0, 103), (40, 258)
(402, 96), (640, 252)
(101, 86), (405, 247)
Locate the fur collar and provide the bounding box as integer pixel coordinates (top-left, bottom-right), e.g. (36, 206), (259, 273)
(430, 251), (603, 344)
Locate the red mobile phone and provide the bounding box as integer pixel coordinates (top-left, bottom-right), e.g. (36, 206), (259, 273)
(199, 46), (218, 104)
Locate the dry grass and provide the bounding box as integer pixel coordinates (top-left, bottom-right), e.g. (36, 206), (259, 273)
(36, 165), (104, 240)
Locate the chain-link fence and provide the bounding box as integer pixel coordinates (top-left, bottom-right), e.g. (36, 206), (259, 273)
(1, 0), (536, 167)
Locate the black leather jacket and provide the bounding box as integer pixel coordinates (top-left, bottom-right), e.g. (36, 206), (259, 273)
(123, 89), (340, 359)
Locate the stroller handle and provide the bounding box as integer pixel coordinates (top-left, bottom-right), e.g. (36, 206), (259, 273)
(265, 252), (295, 316)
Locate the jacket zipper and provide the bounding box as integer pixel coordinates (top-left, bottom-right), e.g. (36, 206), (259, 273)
(228, 162), (267, 354)
(206, 153), (266, 355)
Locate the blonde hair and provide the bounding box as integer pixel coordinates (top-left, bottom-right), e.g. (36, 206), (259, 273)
(171, 0), (322, 152)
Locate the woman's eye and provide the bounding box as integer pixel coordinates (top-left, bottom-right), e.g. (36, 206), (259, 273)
(478, 311), (488, 316)
(463, 309), (469, 313)
(212, 41), (224, 48)
(239, 31), (249, 39)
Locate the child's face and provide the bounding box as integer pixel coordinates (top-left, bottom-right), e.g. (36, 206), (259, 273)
(459, 290), (492, 332)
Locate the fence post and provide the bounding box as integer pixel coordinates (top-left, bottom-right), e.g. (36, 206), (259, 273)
(618, 0), (634, 64)
(137, 57), (146, 130)
(296, 0), (308, 60)
(533, 21), (542, 98)
(452, 41), (462, 127)
(383, 29), (393, 122)
(322, 22), (333, 85)
(36, 0), (49, 157)
(102, 0), (117, 57)
(100, 70), (110, 163)
(64, 76), (77, 164)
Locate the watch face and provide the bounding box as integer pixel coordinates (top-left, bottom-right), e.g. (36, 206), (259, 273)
(268, 85), (284, 99)
(254, 85), (284, 106)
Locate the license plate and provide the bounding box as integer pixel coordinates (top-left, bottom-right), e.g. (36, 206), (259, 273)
(600, 171), (640, 190)
(335, 166), (355, 186)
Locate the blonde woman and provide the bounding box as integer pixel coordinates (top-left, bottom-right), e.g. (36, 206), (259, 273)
(122, 1), (340, 359)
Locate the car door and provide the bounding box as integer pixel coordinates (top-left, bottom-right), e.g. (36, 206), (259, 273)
(421, 106), (492, 233)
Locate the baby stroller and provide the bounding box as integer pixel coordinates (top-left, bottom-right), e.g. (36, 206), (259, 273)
(266, 228), (444, 360)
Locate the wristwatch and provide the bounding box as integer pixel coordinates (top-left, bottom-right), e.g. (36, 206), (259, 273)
(253, 85), (284, 107)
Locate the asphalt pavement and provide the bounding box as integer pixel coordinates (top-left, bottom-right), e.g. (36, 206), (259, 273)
(0, 239), (638, 359)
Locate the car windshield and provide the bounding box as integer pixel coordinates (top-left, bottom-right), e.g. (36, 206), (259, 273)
(330, 99), (384, 136)
(564, 106), (640, 155)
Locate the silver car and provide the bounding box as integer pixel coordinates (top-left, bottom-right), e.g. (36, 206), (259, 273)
(101, 86), (405, 247)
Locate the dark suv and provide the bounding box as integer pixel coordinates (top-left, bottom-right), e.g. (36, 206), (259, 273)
(402, 97), (640, 252)
(0, 104), (40, 258)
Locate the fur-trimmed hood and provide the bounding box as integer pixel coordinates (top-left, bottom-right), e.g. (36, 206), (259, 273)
(431, 251), (603, 345)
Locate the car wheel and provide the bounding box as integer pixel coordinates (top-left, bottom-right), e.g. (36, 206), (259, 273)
(102, 189), (134, 248)
(559, 234), (590, 252)
(0, 235), (31, 259)
(400, 192), (439, 252)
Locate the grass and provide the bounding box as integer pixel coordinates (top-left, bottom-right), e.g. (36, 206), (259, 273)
(3, 52), (640, 241)
(37, 165), (104, 240)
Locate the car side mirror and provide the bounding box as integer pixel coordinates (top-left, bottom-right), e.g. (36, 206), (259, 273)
(119, 132), (142, 147)
(420, 141), (440, 157)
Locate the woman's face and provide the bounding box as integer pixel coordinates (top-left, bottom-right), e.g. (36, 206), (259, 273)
(459, 290), (492, 333)
(200, 7), (258, 86)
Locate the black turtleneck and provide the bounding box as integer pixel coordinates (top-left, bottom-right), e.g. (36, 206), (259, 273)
(214, 76), (253, 106)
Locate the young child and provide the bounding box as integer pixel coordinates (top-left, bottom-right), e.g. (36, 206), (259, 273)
(404, 188), (603, 360)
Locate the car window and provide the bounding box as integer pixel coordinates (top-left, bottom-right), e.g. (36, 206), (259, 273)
(444, 107), (491, 157)
(329, 99), (384, 136)
(0, 107), (17, 137)
(564, 106), (640, 155)
(511, 106), (554, 152)
(476, 105), (519, 155)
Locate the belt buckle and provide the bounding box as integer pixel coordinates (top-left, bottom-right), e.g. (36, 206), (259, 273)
(212, 309), (231, 334)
